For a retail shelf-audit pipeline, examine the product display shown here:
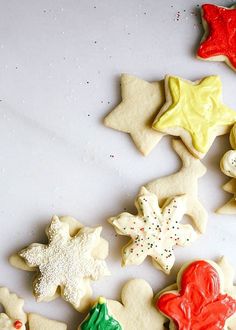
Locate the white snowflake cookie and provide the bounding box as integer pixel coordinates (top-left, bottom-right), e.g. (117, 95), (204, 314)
(108, 187), (197, 274)
(11, 215), (110, 311)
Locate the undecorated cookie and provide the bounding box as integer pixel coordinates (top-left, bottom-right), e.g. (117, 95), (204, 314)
(156, 258), (236, 330)
(108, 187), (197, 274)
(197, 4), (236, 72)
(145, 139), (207, 233)
(152, 75), (236, 158)
(28, 313), (67, 330)
(107, 279), (166, 330)
(10, 215), (110, 312)
(104, 74), (165, 155)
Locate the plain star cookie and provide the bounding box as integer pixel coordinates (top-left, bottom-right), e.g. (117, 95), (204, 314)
(152, 75), (236, 158)
(104, 74), (165, 155)
(197, 4), (236, 72)
(145, 139), (207, 233)
(79, 297), (122, 330)
(217, 123), (236, 214)
(156, 259), (236, 330)
(108, 187), (197, 274)
(10, 215), (110, 311)
(0, 287), (27, 330)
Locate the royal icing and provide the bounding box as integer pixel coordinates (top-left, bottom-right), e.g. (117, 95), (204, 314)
(80, 297), (122, 330)
(198, 4), (236, 70)
(109, 187), (196, 273)
(13, 321), (23, 329)
(0, 314), (24, 330)
(157, 260), (236, 330)
(217, 124), (236, 213)
(221, 150), (236, 178)
(19, 216), (110, 310)
(153, 75), (236, 154)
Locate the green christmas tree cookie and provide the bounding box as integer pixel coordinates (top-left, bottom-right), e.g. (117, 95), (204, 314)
(80, 297), (122, 330)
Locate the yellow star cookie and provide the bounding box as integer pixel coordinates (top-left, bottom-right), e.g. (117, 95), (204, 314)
(153, 75), (236, 158)
(104, 74), (165, 155)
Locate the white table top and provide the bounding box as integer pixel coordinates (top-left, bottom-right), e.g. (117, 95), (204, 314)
(0, 0), (235, 328)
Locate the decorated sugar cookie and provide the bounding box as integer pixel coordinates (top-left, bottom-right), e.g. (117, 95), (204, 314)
(217, 123), (236, 214)
(108, 187), (197, 274)
(10, 215), (110, 311)
(197, 4), (236, 72)
(156, 259), (236, 330)
(145, 139), (207, 233)
(152, 75), (236, 158)
(79, 297), (122, 330)
(0, 287), (27, 330)
(104, 74), (165, 155)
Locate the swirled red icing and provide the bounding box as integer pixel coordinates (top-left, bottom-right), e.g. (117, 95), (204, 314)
(197, 4), (236, 69)
(157, 260), (236, 330)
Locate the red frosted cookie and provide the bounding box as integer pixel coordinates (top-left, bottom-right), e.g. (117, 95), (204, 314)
(197, 4), (236, 72)
(156, 259), (236, 330)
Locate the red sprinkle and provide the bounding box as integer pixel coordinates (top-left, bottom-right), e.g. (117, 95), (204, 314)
(14, 320), (22, 329)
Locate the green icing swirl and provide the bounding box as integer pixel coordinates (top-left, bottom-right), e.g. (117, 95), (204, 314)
(81, 298), (122, 330)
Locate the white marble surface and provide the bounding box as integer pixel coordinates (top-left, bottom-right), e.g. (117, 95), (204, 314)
(0, 0), (236, 328)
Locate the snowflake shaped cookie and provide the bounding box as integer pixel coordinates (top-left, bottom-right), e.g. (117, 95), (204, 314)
(18, 216), (110, 311)
(108, 187), (197, 273)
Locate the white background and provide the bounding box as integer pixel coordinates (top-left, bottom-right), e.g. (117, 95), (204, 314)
(0, 0), (235, 328)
